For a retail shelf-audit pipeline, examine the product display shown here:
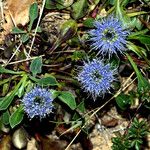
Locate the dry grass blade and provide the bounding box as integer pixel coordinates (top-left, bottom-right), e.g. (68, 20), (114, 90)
(27, 0), (46, 58)
(4, 42), (22, 66)
(65, 72), (136, 150)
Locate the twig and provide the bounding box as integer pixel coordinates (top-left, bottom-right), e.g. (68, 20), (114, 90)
(27, 0), (46, 58)
(9, 10), (17, 27)
(2, 55), (44, 66)
(65, 72), (136, 150)
(0, 0), (4, 23)
(4, 42), (22, 67)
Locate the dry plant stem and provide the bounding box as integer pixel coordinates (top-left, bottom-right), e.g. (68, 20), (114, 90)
(43, 64), (62, 67)
(27, 0), (46, 58)
(0, 0), (4, 22)
(65, 72), (136, 150)
(82, 72), (137, 119)
(4, 42), (22, 67)
(2, 55), (44, 66)
(9, 10), (17, 26)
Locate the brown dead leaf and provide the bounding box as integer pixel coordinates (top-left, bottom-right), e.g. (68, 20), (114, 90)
(3, 0), (35, 33)
(101, 118), (118, 127)
(0, 135), (12, 150)
(39, 136), (67, 150)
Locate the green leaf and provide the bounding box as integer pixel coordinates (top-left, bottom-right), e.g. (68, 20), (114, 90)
(72, 100), (85, 120)
(2, 83), (9, 96)
(45, 0), (69, 10)
(0, 65), (24, 74)
(0, 78), (12, 86)
(29, 57), (42, 77)
(135, 141), (141, 150)
(58, 91), (76, 110)
(45, 0), (57, 9)
(71, 50), (87, 61)
(71, 0), (88, 20)
(129, 29), (149, 38)
(127, 11), (148, 17)
(0, 92), (16, 111)
(36, 26), (42, 33)
(50, 89), (59, 99)
(115, 0), (130, 26)
(126, 42), (147, 57)
(109, 56), (120, 69)
(28, 3), (38, 31)
(2, 110), (10, 125)
(115, 0), (124, 20)
(126, 54), (150, 93)
(77, 100), (85, 113)
(12, 27), (26, 34)
(60, 20), (78, 40)
(38, 76), (58, 86)
(130, 35), (150, 45)
(0, 75), (27, 110)
(9, 105), (24, 128)
(56, 1), (66, 10)
(116, 93), (131, 110)
(83, 18), (95, 28)
(61, 0), (74, 8)
(29, 76), (58, 86)
(109, 0), (115, 5)
(0, 75), (19, 86)
(130, 17), (142, 30)
(17, 75), (28, 98)
(21, 34), (30, 43)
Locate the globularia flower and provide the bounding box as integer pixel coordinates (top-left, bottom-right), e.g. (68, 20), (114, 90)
(89, 16), (129, 57)
(77, 59), (117, 99)
(22, 87), (54, 119)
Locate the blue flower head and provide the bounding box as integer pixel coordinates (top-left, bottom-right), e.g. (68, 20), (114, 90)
(22, 87), (54, 119)
(89, 16), (129, 57)
(77, 59), (117, 99)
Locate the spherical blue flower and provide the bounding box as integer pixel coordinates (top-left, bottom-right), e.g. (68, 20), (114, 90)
(89, 16), (129, 57)
(22, 87), (54, 119)
(77, 59), (117, 99)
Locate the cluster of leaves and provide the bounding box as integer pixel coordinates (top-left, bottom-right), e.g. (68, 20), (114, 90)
(0, 57), (77, 128)
(11, 3), (41, 43)
(116, 54), (150, 110)
(112, 118), (149, 150)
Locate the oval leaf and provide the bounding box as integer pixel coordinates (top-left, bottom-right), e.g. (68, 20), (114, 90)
(30, 57), (42, 77)
(29, 76), (58, 86)
(37, 76), (58, 86)
(21, 34), (30, 43)
(2, 110), (10, 125)
(0, 92), (16, 110)
(28, 3), (38, 31)
(9, 106), (24, 128)
(12, 27), (26, 34)
(45, 0), (57, 9)
(116, 93), (131, 110)
(58, 91), (76, 110)
(71, 0), (88, 20)
(83, 18), (95, 28)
